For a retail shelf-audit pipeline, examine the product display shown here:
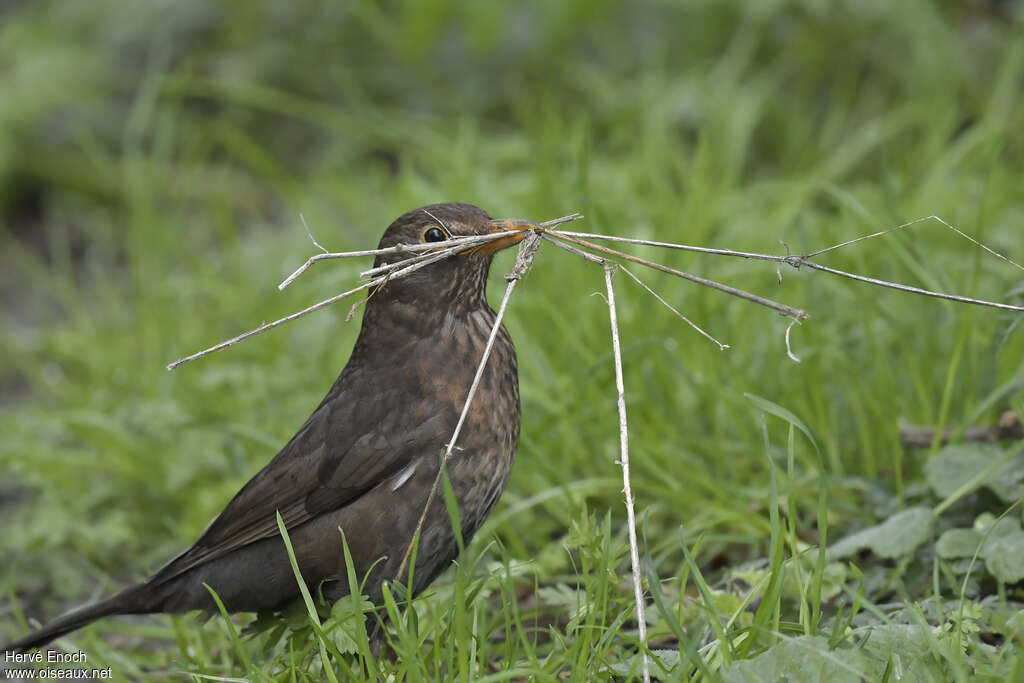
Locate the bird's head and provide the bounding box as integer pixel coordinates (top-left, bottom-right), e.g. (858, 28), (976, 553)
(370, 203), (537, 313)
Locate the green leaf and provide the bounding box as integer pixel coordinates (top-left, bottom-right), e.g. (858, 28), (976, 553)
(605, 649), (682, 678)
(925, 445), (992, 497)
(983, 530), (1024, 583)
(721, 626), (943, 683)
(987, 453), (1024, 503)
(936, 516), (1024, 583)
(925, 444), (1024, 503)
(936, 528), (984, 559)
(829, 506), (933, 559)
(744, 393), (822, 460)
(328, 595), (374, 655)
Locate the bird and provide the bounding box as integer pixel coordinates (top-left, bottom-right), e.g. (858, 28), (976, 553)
(5, 203), (531, 652)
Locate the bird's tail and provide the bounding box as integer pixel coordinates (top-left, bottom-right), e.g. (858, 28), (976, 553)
(3, 584), (151, 653)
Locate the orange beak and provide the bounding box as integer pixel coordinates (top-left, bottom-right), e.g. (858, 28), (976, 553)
(475, 218), (540, 256)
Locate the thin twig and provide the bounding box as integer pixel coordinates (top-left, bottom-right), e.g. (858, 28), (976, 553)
(361, 241), (472, 279)
(360, 217), (582, 280)
(168, 242), (482, 370)
(559, 215), (1024, 275)
(617, 264), (729, 351)
(805, 215), (1024, 272)
(542, 235), (733, 351)
(554, 230), (784, 262)
(538, 213), (585, 229)
(299, 213), (328, 254)
(171, 218), (584, 371)
(899, 410), (1022, 447)
(603, 262), (650, 683)
(356, 219), (555, 280)
(791, 258), (1024, 312)
(785, 318), (802, 363)
(167, 282), (373, 371)
(548, 231), (810, 321)
(279, 214), (583, 290)
(550, 220), (1024, 314)
(278, 233), (505, 290)
(421, 208), (451, 233)
(540, 233), (605, 265)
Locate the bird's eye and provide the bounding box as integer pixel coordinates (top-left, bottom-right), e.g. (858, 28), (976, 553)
(423, 227), (447, 243)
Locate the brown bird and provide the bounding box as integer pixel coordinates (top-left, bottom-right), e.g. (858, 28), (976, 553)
(6, 203), (529, 652)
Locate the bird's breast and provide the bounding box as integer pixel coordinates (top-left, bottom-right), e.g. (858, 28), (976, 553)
(356, 301), (520, 490)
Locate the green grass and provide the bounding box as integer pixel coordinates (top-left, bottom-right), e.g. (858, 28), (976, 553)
(2, 1), (1024, 680)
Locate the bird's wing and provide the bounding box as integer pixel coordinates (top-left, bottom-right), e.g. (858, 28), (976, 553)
(149, 370), (451, 585)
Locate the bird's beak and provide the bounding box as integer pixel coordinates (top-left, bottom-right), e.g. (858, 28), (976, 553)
(475, 218), (540, 256)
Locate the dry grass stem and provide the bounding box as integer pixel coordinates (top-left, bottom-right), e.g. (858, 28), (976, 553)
(175, 212), (1020, 372)
(900, 411), (1022, 447)
(538, 213), (585, 229)
(299, 213), (328, 255)
(280, 214), (583, 290)
(548, 230), (810, 321)
(362, 215), (582, 279)
(172, 217), (585, 372)
(360, 241), (473, 279)
(168, 238), (506, 370)
(540, 233), (605, 265)
(785, 318), (802, 363)
(167, 281), (375, 371)
(603, 262), (650, 683)
(554, 229), (785, 262)
(279, 232), (508, 290)
(550, 217), (1024, 314)
(792, 260), (1024, 312)
(805, 215), (1024, 271)
(542, 235), (734, 351)
(617, 264), (730, 351)
(560, 215), (1024, 276)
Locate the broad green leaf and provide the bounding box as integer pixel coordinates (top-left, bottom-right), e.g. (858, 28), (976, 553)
(936, 528), (984, 558)
(721, 626), (942, 683)
(984, 530), (1024, 583)
(926, 444), (1024, 503)
(605, 649), (682, 678)
(936, 517), (1024, 583)
(829, 506), (933, 559)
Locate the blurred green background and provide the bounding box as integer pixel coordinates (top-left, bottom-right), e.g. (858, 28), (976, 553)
(2, 0), (1023, 678)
